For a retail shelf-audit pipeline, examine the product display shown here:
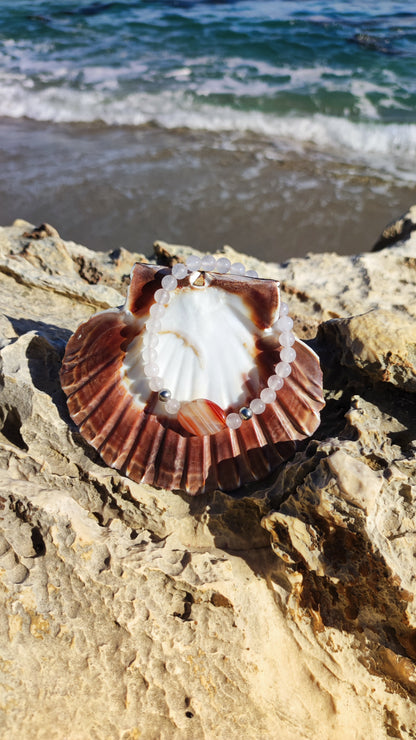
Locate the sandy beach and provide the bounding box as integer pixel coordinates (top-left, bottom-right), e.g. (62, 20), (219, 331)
(1, 117), (414, 263)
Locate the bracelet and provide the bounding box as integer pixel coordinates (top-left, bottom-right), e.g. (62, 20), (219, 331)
(139, 254), (296, 434)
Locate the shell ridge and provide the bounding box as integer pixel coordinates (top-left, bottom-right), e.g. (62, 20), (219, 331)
(213, 429), (241, 491)
(61, 311), (128, 365)
(141, 421), (169, 485)
(239, 415), (268, 452)
(275, 378), (316, 436)
(202, 435), (214, 493)
(258, 403), (297, 443)
(62, 335), (119, 368)
(231, 429), (252, 488)
(180, 435), (195, 494)
(296, 337), (322, 363)
(77, 380), (128, 439)
(234, 420), (270, 482)
(94, 394), (133, 452)
(283, 370), (323, 432)
(109, 405), (148, 471)
(168, 431), (188, 490)
(291, 340), (325, 400)
(69, 374), (122, 427)
(121, 411), (154, 480)
(207, 433), (219, 493)
(125, 414), (165, 484)
(248, 413), (294, 468)
(182, 435), (215, 495)
(63, 355), (121, 398)
(153, 427), (188, 491)
(280, 347), (324, 434)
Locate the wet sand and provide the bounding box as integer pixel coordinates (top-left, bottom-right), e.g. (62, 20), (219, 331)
(0, 117), (414, 262)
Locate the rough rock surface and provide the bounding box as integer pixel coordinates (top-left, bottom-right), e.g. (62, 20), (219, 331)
(1, 217), (416, 739)
(372, 204), (416, 251)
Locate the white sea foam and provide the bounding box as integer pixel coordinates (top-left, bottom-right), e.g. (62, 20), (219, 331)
(1, 80), (415, 181)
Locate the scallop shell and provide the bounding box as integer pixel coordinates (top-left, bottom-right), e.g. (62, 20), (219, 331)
(60, 263), (324, 495)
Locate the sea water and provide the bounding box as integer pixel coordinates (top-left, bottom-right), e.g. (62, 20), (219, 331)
(0, 0), (415, 259)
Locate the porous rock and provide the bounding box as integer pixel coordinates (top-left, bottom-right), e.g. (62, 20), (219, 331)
(317, 309), (416, 391)
(1, 218), (416, 739)
(372, 205), (416, 251)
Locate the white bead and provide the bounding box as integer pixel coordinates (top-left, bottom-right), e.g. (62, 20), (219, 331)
(141, 347), (157, 363)
(144, 362), (159, 377)
(260, 387), (276, 404)
(275, 315), (294, 332)
(267, 375), (284, 391)
(250, 398), (266, 415)
(279, 302), (289, 316)
(144, 333), (159, 348)
(149, 376), (164, 392)
(245, 269), (258, 278)
(229, 262), (245, 275)
(275, 361), (292, 378)
(215, 257), (231, 274)
(226, 412), (242, 429)
(280, 347), (296, 363)
(154, 288), (170, 304)
(165, 398), (181, 414)
(149, 303), (165, 318)
(186, 254), (202, 271)
(145, 318), (161, 332)
(279, 331), (295, 347)
(200, 254), (217, 271)
(172, 263), (188, 279)
(161, 274), (178, 291)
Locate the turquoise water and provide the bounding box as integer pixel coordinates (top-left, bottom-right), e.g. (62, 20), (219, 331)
(0, 1), (415, 258)
(1, 1), (416, 175)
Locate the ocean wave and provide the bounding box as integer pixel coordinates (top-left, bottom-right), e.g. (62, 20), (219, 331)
(1, 81), (416, 180)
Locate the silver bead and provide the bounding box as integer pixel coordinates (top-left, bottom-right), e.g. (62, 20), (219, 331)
(239, 406), (253, 421)
(158, 389), (172, 402)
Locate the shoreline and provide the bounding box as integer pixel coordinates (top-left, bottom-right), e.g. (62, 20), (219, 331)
(0, 116), (414, 262)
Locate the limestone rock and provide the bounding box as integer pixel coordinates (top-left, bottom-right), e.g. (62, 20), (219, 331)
(262, 391), (416, 711)
(372, 205), (416, 251)
(318, 309), (416, 391)
(1, 217), (416, 738)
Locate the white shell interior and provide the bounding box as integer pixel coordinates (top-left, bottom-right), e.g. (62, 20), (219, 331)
(122, 283), (264, 410)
